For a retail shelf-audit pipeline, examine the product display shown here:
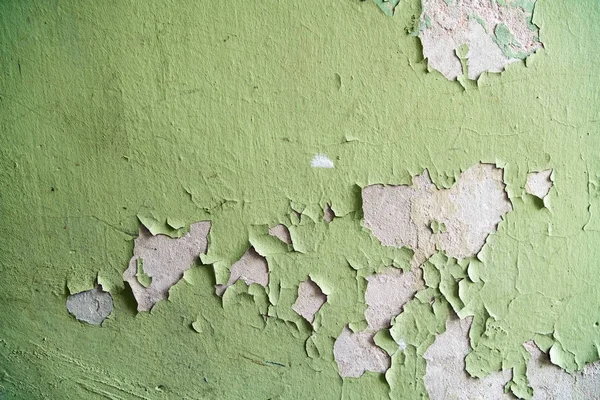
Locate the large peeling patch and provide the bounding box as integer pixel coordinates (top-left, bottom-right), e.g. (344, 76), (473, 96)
(362, 163), (512, 266)
(418, 0), (543, 80)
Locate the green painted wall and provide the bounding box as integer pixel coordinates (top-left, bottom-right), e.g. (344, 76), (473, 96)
(1, 0), (600, 398)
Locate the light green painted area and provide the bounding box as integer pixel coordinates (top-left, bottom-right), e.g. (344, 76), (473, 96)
(1, 0), (600, 399)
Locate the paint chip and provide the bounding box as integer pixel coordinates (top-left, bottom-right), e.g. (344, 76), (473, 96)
(364, 267), (425, 331)
(311, 154), (334, 169)
(418, 0), (543, 80)
(333, 327), (390, 378)
(124, 221), (211, 311)
(292, 278), (327, 324)
(525, 169), (553, 200)
(66, 287), (114, 325)
(362, 163), (512, 266)
(268, 224), (292, 244)
(216, 247), (269, 296)
(323, 203), (335, 222)
(424, 315), (512, 399)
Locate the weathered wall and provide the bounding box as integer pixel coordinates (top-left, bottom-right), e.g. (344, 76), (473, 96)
(1, 0), (600, 398)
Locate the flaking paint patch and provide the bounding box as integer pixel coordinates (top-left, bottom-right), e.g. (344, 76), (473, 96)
(268, 224), (292, 245)
(364, 266), (425, 331)
(124, 221), (211, 311)
(362, 163), (512, 267)
(292, 278), (327, 324)
(424, 314), (513, 399)
(333, 327), (390, 378)
(524, 341), (600, 399)
(333, 266), (423, 377)
(215, 247), (269, 296)
(66, 287), (114, 326)
(418, 0), (542, 80)
(323, 203), (335, 223)
(525, 170), (553, 200)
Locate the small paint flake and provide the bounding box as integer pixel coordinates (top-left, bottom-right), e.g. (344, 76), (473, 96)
(311, 154), (334, 169)
(66, 287), (113, 326)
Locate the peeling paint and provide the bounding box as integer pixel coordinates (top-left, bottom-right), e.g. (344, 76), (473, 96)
(292, 278), (327, 324)
(424, 315), (513, 399)
(525, 341), (600, 399)
(365, 266), (424, 331)
(66, 287), (113, 325)
(362, 163), (512, 266)
(311, 154), (335, 169)
(215, 247), (269, 296)
(333, 327), (390, 378)
(525, 170), (553, 200)
(418, 0), (543, 80)
(124, 221), (211, 311)
(268, 224), (293, 245)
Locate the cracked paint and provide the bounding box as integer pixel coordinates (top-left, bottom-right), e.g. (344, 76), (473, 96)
(362, 163), (512, 266)
(292, 278), (327, 324)
(424, 315), (513, 399)
(418, 0), (543, 80)
(123, 221), (211, 311)
(525, 170), (553, 200)
(333, 327), (390, 378)
(66, 287), (114, 326)
(215, 247), (269, 296)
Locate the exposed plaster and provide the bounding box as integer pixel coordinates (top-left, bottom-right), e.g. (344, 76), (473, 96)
(525, 170), (553, 200)
(268, 224), (293, 245)
(364, 266), (425, 331)
(215, 247), (269, 296)
(362, 163), (512, 267)
(424, 315), (513, 399)
(123, 221), (211, 311)
(524, 341), (600, 399)
(66, 287), (113, 325)
(333, 327), (390, 378)
(418, 0), (543, 80)
(292, 278), (327, 325)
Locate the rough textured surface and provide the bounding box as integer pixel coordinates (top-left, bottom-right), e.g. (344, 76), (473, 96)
(66, 287), (114, 325)
(2, 0), (600, 398)
(215, 247), (269, 296)
(268, 224), (293, 244)
(124, 221), (211, 311)
(419, 0), (542, 80)
(525, 342), (600, 399)
(362, 163), (512, 265)
(424, 315), (513, 399)
(292, 278), (327, 324)
(525, 170), (553, 200)
(333, 327), (390, 378)
(365, 266), (424, 331)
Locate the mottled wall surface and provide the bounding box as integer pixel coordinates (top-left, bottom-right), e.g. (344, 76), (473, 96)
(1, 1), (600, 399)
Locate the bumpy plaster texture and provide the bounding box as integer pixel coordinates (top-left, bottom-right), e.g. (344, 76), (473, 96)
(268, 224), (293, 244)
(418, 0), (543, 80)
(292, 278), (327, 324)
(66, 287), (114, 325)
(215, 247), (269, 296)
(365, 266), (425, 331)
(333, 327), (391, 378)
(525, 170), (553, 200)
(524, 342), (600, 399)
(424, 315), (513, 399)
(334, 266), (423, 377)
(124, 221), (211, 311)
(362, 163), (512, 267)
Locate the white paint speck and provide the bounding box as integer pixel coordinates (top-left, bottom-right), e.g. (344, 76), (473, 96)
(311, 154), (334, 169)
(397, 338), (407, 351)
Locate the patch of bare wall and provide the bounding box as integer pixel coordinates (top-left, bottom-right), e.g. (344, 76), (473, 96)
(362, 163), (512, 267)
(334, 267), (424, 377)
(123, 221), (211, 311)
(418, 0), (543, 80)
